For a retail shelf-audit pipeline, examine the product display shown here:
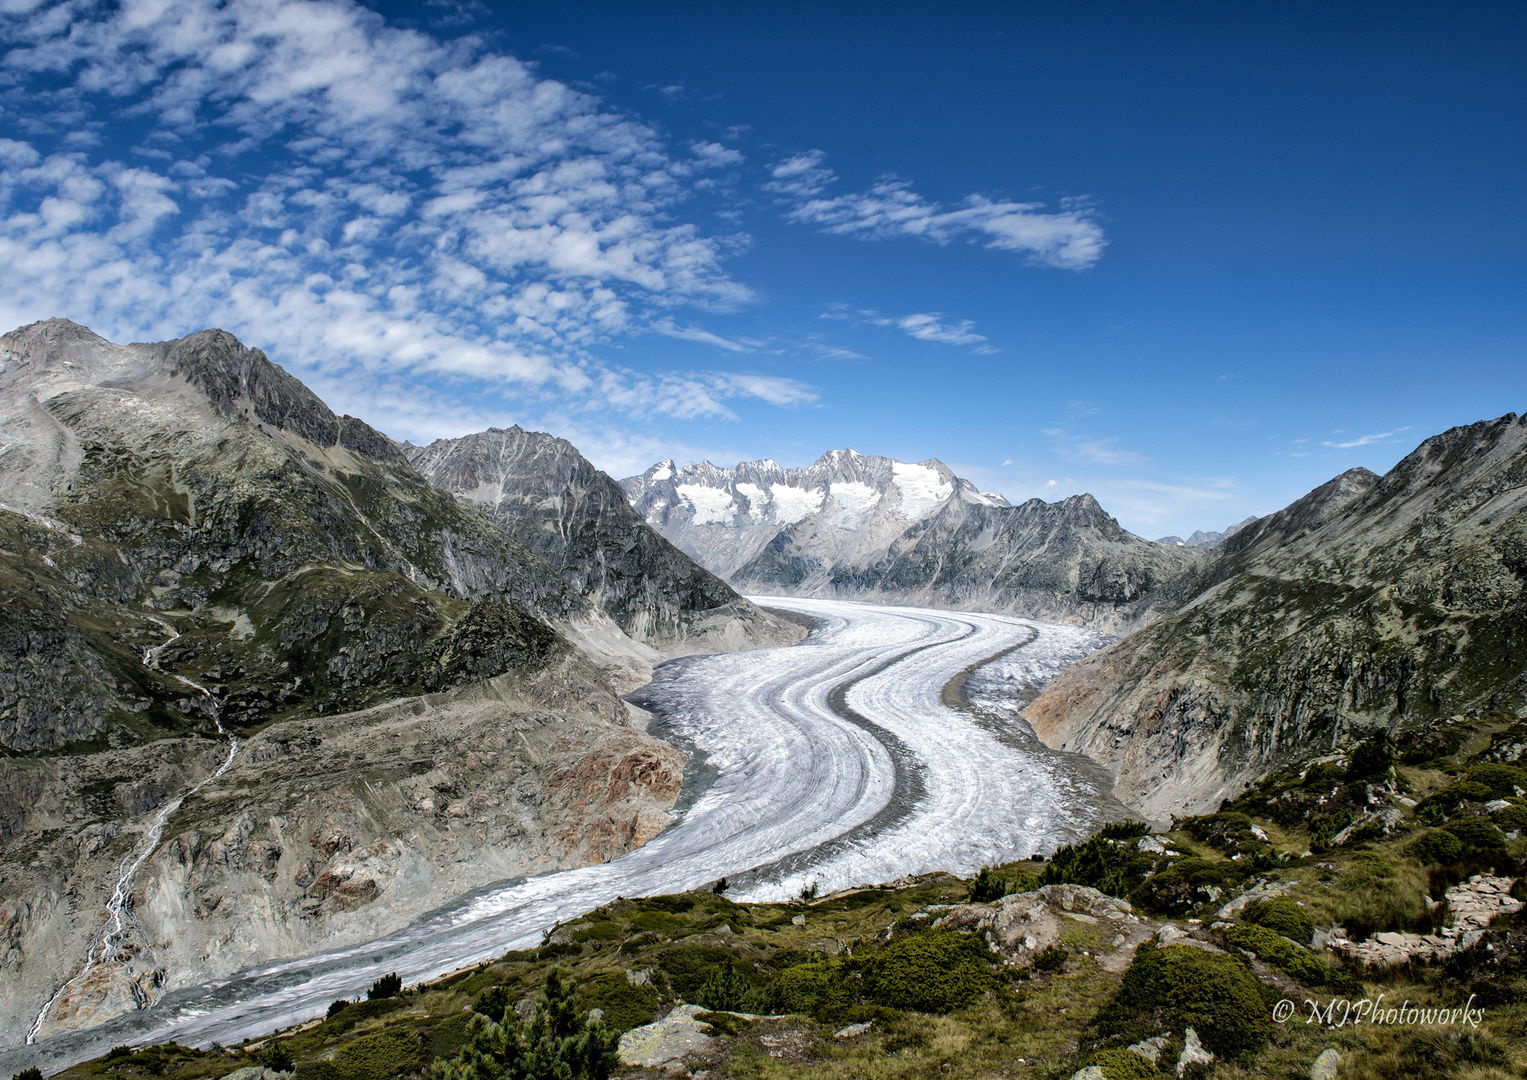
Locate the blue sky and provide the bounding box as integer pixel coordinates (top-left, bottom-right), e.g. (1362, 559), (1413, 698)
(1, 1), (1522, 536)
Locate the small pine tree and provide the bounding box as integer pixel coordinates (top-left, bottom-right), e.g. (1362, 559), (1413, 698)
(14, 1069), (44, 1080)
(262, 1041), (294, 1073)
(799, 880), (819, 901)
(368, 972), (403, 1000)
(428, 968), (619, 1080)
(966, 866), (1009, 903)
(695, 963), (753, 1011)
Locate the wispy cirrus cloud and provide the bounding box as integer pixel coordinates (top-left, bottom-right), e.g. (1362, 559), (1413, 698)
(768, 150), (1105, 270)
(1323, 427), (1411, 449)
(892, 313), (987, 347)
(0, 0), (784, 439)
(823, 304), (994, 352)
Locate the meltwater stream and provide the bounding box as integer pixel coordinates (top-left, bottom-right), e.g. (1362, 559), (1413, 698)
(3, 598), (1121, 1072)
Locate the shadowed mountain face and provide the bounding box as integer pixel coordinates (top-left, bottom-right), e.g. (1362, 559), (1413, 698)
(0, 321), (696, 1044)
(1028, 414), (1527, 818)
(405, 427), (800, 654)
(623, 450), (1206, 631)
(0, 319), (583, 752)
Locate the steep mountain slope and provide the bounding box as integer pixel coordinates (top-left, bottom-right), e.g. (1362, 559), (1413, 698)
(1027, 414), (1527, 818)
(0, 321), (686, 1043)
(405, 427), (799, 656)
(623, 450), (1204, 630)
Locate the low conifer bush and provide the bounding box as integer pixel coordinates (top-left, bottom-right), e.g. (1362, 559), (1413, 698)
(1096, 943), (1273, 1060)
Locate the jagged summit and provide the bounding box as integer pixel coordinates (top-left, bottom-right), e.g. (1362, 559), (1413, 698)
(623, 450), (1204, 630)
(405, 426), (800, 654)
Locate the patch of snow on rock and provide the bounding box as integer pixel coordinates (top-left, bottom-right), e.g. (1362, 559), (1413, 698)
(769, 483), (825, 524)
(891, 461), (953, 518)
(677, 483), (737, 525)
(825, 481), (880, 529)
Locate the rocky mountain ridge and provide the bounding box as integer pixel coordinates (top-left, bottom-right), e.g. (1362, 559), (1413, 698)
(623, 450), (1205, 631)
(406, 427), (797, 659)
(1026, 413), (1527, 818)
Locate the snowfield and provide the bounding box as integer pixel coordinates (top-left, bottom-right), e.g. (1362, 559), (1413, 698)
(8, 599), (1117, 1070)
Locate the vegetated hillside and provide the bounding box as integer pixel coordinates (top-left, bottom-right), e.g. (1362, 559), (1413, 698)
(406, 427), (801, 655)
(623, 450), (1206, 631)
(1028, 413), (1527, 819)
(0, 321), (688, 1044)
(21, 719), (1525, 1080)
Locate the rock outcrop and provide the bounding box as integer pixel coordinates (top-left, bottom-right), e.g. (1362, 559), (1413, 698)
(918, 884), (1143, 967)
(623, 450), (1204, 631)
(1027, 415), (1527, 817)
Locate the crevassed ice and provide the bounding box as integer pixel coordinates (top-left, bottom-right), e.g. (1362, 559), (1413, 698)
(891, 461), (953, 519)
(676, 483), (736, 524)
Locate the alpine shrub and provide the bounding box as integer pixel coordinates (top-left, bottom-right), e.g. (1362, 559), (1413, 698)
(367, 972), (402, 1000)
(1242, 896), (1315, 944)
(966, 866), (1009, 903)
(862, 930), (994, 1013)
(773, 961), (851, 1019)
(1443, 816), (1506, 850)
(1408, 829), (1463, 865)
(1096, 943), (1273, 1060)
(1224, 923), (1361, 994)
(1467, 763), (1527, 798)
(428, 969), (618, 1080)
(1346, 733), (1395, 782)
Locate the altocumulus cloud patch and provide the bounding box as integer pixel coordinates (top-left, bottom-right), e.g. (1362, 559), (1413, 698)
(0, 0), (813, 437)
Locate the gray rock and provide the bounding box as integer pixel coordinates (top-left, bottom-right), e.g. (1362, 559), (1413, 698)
(1310, 1048), (1340, 1080)
(1177, 1027), (1214, 1075)
(834, 1021), (873, 1039)
(1127, 1035), (1169, 1063)
(618, 1004), (716, 1069)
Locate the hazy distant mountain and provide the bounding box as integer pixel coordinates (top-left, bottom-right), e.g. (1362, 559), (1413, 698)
(623, 450), (1205, 630)
(1154, 516), (1258, 548)
(1029, 414), (1527, 818)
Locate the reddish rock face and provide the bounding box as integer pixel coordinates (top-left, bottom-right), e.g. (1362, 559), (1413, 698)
(546, 740), (686, 865)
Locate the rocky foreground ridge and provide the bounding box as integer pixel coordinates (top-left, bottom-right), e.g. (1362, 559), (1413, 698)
(1027, 414), (1527, 818)
(623, 451), (1205, 632)
(19, 725), (1524, 1080)
(0, 320), (788, 1046)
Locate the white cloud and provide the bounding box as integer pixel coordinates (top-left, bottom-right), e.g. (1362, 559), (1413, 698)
(769, 150), (1105, 269)
(0, 0), (783, 430)
(1322, 427), (1411, 449)
(828, 305), (992, 351)
(651, 316), (755, 352)
(893, 312), (986, 346)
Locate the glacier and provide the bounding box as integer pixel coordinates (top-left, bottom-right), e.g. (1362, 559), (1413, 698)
(2, 599), (1121, 1072)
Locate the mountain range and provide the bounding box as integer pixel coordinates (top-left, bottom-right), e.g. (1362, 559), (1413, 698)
(622, 452), (1205, 632)
(1028, 414), (1527, 817)
(4, 316), (1524, 1049)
